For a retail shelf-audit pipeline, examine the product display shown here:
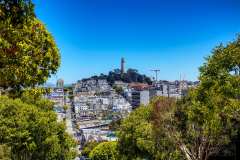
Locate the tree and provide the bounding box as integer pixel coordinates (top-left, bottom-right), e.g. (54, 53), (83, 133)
(117, 36), (240, 160)
(0, 96), (76, 160)
(126, 68), (139, 82)
(0, 144), (11, 160)
(117, 97), (183, 160)
(0, 0), (60, 94)
(20, 88), (54, 111)
(0, 1), (76, 159)
(117, 105), (155, 160)
(151, 97), (184, 160)
(109, 118), (121, 131)
(81, 141), (100, 158)
(163, 36), (240, 160)
(0, 0), (35, 25)
(113, 85), (123, 95)
(63, 105), (69, 113)
(89, 141), (118, 160)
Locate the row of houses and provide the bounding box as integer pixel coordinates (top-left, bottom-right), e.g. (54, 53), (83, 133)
(122, 80), (199, 109)
(73, 79), (132, 121)
(73, 79), (111, 95)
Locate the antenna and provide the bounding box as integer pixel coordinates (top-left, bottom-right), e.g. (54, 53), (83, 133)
(180, 73), (186, 81)
(150, 69), (160, 82)
(179, 73), (187, 95)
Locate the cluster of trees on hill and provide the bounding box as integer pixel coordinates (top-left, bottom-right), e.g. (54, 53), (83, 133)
(83, 68), (152, 85)
(0, 0), (76, 159)
(84, 36), (240, 160)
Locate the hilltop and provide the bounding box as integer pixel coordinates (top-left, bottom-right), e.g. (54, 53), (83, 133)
(81, 68), (152, 86)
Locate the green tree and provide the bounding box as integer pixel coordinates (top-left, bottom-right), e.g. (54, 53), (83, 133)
(0, 96), (76, 160)
(0, 0), (35, 25)
(89, 141), (118, 160)
(0, 0), (60, 94)
(113, 85), (123, 95)
(0, 144), (11, 160)
(117, 105), (155, 160)
(0, 1), (76, 160)
(109, 119), (121, 131)
(164, 36), (240, 160)
(63, 105), (69, 113)
(20, 88), (54, 111)
(150, 97), (184, 160)
(117, 35), (240, 160)
(81, 141), (100, 158)
(117, 97), (183, 160)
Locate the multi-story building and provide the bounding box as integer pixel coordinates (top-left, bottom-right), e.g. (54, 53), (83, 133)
(48, 88), (65, 106)
(56, 79), (64, 88)
(130, 90), (150, 109)
(125, 82), (151, 109)
(126, 80), (200, 109)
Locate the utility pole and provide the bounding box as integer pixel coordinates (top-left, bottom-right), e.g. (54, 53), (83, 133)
(179, 73), (187, 97)
(151, 69), (160, 82)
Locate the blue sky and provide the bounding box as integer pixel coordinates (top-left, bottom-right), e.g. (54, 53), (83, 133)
(34, 0), (240, 84)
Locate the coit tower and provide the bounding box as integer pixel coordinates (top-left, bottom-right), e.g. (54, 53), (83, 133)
(121, 57), (125, 74)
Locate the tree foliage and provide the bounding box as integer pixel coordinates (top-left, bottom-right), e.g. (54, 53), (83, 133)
(0, 1), (75, 159)
(113, 85), (123, 94)
(117, 36), (240, 160)
(89, 141), (118, 160)
(163, 36), (240, 160)
(0, 0), (35, 25)
(0, 96), (76, 160)
(108, 68), (152, 85)
(0, 0), (60, 93)
(83, 68), (152, 86)
(81, 141), (101, 158)
(117, 97), (182, 160)
(151, 97), (184, 160)
(117, 105), (155, 160)
(0, 144), (11, 160)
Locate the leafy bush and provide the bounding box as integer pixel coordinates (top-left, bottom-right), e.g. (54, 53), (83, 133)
(89, 141), (118, 160)
(0, 96), (76, 160)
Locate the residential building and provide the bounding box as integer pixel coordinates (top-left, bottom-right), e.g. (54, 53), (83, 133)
(48, 88), (65, 106)
(131, 90), (150, 109)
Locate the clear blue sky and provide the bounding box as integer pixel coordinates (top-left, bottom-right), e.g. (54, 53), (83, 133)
(34, 0), (240, 84)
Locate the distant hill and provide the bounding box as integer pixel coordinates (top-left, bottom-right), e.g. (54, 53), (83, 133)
(83, 68), (152, 86)
(41, 82), (55, 88)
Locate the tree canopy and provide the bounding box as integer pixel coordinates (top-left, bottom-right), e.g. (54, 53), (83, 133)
(0, 0), (35, 25)
(177, 35), (240, 160)
(0, 96), (76, 160)
(81, 141), (101, 158)
(89, 141), (118, 160)
(0, 1), (75, 159)
(0, 0), (60, 93)
(152, 36), (240, 160)
(83, 68), (152, 86)
(117, 97), (183, 160)
(116, 35), (240, 160)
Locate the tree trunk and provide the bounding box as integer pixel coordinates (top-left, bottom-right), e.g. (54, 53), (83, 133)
(179, 144), (196, 160)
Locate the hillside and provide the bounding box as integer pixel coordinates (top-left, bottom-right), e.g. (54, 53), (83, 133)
(82, 68), (152, 85)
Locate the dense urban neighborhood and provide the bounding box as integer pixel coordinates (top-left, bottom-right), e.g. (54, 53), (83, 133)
(0, 0), (240, 160)
(45, 58), (200, 158)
